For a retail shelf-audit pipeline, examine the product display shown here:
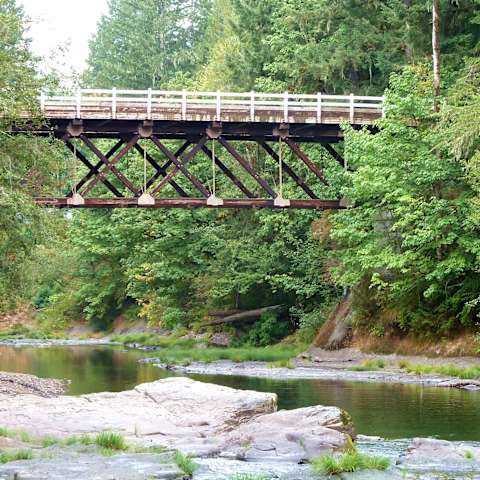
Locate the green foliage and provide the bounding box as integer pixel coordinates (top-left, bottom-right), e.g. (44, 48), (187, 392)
(241, 311), (292, 347)
(84, 0), (211, 89)
(350, 359), (386, 372)
(399, 362), (480, 379)
(173, 450), (198, 477)
(94, 432), (127, 451)
(331, 63), (480, 334)
(148, 344), (303, 365)
(0, 449), (33, 464)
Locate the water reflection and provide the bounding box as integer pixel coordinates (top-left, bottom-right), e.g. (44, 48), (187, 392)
(0, 345), (479, 441)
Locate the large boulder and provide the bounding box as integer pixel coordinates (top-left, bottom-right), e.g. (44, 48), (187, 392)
(221, 405), (352, 462)
(0, 377), (350, 460)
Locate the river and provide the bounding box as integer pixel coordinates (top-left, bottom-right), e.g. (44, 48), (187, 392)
(1, 343), (479, 442)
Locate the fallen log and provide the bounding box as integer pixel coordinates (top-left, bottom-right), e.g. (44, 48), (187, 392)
(204, 305), (284, 326)
(207, 309), (243, 318)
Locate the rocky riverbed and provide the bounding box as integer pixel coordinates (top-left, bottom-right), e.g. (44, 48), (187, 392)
(143, 358), (480, 390)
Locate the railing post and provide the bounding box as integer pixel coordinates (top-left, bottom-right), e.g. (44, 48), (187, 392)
(382, 95), (386, 119)
(216, 91), (221, 121)
(250, 91), (255, 122)
(284, 91), (289, 123)
(76, 89), (81, 118)
(182, 90), (187, 120)
(317, 92), (322, 123)
(40, 91), (45, 113)
(112, 87), (117, 119)
(349, 93), (354, 123)
(147, 87), (152, 120)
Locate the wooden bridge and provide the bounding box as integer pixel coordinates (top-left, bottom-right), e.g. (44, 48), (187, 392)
(31, 89), (384, 209)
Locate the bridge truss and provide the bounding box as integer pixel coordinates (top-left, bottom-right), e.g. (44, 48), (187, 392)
(30, 89), (384, 210)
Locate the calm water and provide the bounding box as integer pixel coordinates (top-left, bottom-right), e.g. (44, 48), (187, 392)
(1, 344), (479, 441)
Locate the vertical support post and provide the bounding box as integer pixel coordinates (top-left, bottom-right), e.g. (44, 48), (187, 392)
(112, 87), (117, 119)
(216, 91), (221, 121)
(76, 89), (81, 118)
(349, 93), (354, 123)
(40, 91), (45, 113)
(147, 88), (152, 120)
(381, 95), (386, 119)
(182, 90), (187, 120)
(316, 92), (322, 123)
(250, 91), (255, 122)
(284, 91), (289, 123)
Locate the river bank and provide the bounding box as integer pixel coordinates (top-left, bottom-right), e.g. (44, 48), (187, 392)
(0, 373), (479, 479)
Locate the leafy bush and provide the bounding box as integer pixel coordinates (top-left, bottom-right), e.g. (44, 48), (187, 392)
(0, 449), (33, 464)
(242, 311), (292, 347)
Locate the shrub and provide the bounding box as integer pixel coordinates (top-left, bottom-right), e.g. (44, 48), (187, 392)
(242, 311), (292, 347)
(94, 432), (127, 451)
(173, 450), (197, 477)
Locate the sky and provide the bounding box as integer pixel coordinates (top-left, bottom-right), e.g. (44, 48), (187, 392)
(18, 0), (109, 75)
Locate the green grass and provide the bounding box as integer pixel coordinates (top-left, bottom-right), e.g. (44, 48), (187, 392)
(173, 450), (198, 477)
(267, 359), (296, 369)
(151, 345), (303, 365)
(112, 333), (197, 349)
(311, 452), (390, 475)
(0, 427), (15, 438)
(113, 333), (304, 365)
(399, 362), (480, 379)
(465, 450), (474, 460)
(41, 436), (61, 448)
(0, 449), (33, 464)
(94, 432), (127, 451)
(349, 359), (386, 372)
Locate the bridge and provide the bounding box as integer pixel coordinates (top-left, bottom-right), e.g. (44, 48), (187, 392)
(29, 89), (384, 209)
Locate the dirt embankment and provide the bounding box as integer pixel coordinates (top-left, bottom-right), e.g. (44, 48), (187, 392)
(312, 294), (479, 358)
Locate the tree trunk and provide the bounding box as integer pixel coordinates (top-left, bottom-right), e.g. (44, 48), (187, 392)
(204, 305), (284, 326)
(432, 0), (441, 112)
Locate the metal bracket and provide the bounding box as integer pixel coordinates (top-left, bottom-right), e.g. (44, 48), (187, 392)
(138, 120), (153, 138)
(66, 120), (84, 137)
(206, 122), (222, 139)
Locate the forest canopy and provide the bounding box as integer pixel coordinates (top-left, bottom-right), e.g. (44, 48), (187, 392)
(2, 0), (480, 342)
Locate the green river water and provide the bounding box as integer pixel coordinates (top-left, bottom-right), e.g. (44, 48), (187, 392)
(1, 344), (479, 442)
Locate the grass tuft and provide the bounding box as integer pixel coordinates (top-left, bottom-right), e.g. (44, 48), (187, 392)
(94, 432), (127, 451)
(399, 362), (480, 379)
(311, 452), (390, 475)
(0, 449), (33, 464)
(173, 450), (198, 477)
(350, 359), (386, 372)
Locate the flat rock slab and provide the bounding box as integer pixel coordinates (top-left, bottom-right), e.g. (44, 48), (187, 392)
(0, 452), (183, 480)
(0, 377), (350, 462)
(399, 438), (480, 474)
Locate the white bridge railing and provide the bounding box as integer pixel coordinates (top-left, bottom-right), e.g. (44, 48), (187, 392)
(40, 89), (385, 124)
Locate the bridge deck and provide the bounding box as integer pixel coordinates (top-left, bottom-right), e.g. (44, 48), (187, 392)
(40, 89), (384, 126)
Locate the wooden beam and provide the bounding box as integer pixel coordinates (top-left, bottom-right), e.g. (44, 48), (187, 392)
(80, 134), (140, 195)
(150, 136), (209, 197)
(218, 137), (277, 198)
(201, 144), (255, 198)
(258, 140), (318, 199)
(322, 144), (345, 167)
(133, 142), (189, 197)
(34, 197), (344, 209)
(64, 139), (124, 197)
(284, 138), (329, 186)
